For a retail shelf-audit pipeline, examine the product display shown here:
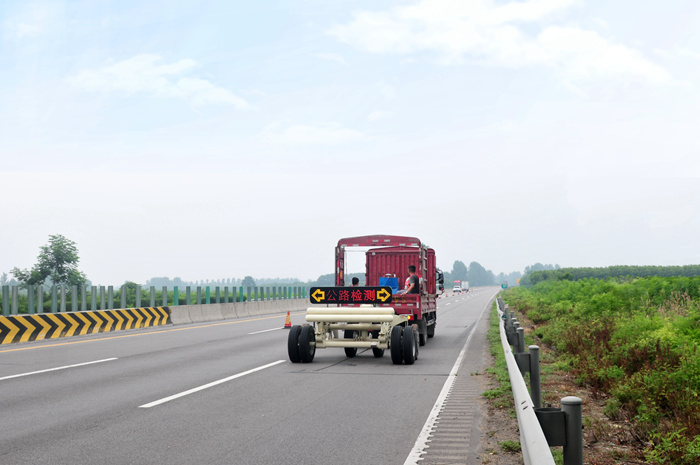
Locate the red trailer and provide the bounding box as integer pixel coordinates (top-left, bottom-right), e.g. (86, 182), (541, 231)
(335, 234), (443, 346)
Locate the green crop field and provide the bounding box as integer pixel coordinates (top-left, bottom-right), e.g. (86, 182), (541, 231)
(505, 275), (700, 464)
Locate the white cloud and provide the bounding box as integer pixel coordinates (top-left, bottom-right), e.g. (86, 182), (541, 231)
(314, 53), (348, 65)
(379, 81), (397, 100)
(66, 54), (249, 108)
(16, 22), (41, 38)
(592, 17), (609, 29)
(260, 123), (367, 145)
(368, 110), (391, 121)
(676, 48), (700, 61)
(328, 0), (673, 85)
(537, 26), (672, 83)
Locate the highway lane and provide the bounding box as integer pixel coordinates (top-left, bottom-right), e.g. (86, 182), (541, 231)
(0, 287), (499, 465)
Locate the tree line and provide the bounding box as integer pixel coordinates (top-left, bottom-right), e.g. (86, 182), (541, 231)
(441, 261), (560, 288)
(520, 264), (700, 286)
(7, 234), (572, 292)
(5, 235), (305, 291)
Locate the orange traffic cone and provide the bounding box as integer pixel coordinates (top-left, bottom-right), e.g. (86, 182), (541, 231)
(284, 311), (292, 329)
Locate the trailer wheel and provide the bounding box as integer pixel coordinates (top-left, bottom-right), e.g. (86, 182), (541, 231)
(390, 325), (404, 365)
(299, 325), (316, 363)
(402, 326), (417, 365)
(344, 330), (357, 358)
(287, 325), (302, 363)
(418, 319), (427, 347)
(372, 348), (385, 358)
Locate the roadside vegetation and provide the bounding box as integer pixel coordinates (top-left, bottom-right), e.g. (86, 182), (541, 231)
(483, 301), (566, 464)
(505, 276), (700, 464)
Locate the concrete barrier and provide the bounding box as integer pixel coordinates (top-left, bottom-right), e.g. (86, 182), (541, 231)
(169, 299), (309, 325)
(170, 306), (192, 325)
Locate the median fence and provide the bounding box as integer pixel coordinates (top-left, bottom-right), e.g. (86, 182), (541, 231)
(497, 296), (583, 465)
(1, 284), (307, 316)
(1, 284), (309, 345)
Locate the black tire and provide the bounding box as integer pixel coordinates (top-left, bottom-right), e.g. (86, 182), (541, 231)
(414, 328), (419, 361)
(403, 325), (417, 365)
(344, 330), (357, 358)
(287, 325), (302, 363)
(427, 313), (436, 338)
(299, 325), (316, 363)
(372, 347), (385, 358)
(390, 325), (404, 365)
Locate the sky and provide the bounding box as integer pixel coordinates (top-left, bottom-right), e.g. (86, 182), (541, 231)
(1, 0), (699, 285)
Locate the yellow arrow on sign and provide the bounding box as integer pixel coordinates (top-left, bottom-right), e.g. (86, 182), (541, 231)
(311, 289), (325, 303)
(377, 288), (391, 302)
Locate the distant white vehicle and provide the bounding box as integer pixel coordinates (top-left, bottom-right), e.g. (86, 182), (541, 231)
(452, 286), (462, 294)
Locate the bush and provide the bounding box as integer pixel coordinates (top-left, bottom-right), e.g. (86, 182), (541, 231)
(505, 276), (700, 463)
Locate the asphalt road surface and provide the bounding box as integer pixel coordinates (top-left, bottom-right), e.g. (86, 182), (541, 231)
(0, 287), (499, 465)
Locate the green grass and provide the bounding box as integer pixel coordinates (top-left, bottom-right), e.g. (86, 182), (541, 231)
(506, 277), (700, 464)
(483, 303), (513, 409)
(498, 440), (521, 452)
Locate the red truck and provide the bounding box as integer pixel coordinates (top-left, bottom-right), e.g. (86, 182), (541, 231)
(289, 234), (444, 365)
(335, 234), (443, 346)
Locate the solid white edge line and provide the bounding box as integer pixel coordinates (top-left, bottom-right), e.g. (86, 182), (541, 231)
(403, 290), (498, 465)
(139, 360), (286, 408)
(248, 328), (284, 335)
(0, 358), (118, 381)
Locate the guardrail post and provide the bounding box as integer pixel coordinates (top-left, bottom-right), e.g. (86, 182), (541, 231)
(12, 285), (19, 314)
(173, 286), (179, 306)
(162, 286), (168, 306)
(223, 286), (229, 304)
(1, 285), (8, 316)
(205, 286), (210, 304)
(215, 286), (220, 304)
(100, 286), (106, 310)
(150, 286), (155, 307)
(516, 327), (525, 354)
(121, 285), (127, 309)
(59, 286), (66, 312)
(509, 320), (520, 347)
(196, 286), (201, 304)
(38, 286), (44, 313)
(27, 285), (35, 314)
(136, 285), (141, 308)
(51, 286), (58, 312)
(91, 286), (97, 310)
(562, 397), (583, 465)
(530, 345), (541, 409)
(247, 286), (252, 302)
(108, 286), (113, 309)
(71, 286), (78, 312)
(81, 286), (87, 311)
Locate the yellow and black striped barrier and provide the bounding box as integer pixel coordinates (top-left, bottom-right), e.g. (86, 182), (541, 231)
(0, 307), (171, 345)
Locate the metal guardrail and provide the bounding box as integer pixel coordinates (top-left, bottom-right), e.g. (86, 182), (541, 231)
(1, 284), (307, 316)
(497, 297), (583, 465)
